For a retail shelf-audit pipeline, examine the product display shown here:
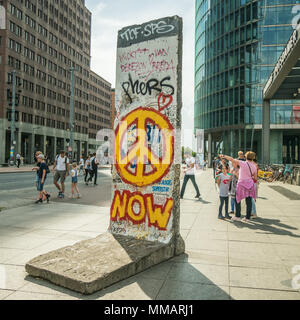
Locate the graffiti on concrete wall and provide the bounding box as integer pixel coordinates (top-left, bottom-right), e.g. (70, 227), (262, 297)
(110, 16), (182, 243)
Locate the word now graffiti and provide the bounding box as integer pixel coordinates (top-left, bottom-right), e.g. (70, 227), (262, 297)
(122, 74), (175, 104)
(120, 20), (175, 42)
(111, 190), (173, 230)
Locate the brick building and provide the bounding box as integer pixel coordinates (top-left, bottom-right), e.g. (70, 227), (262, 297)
(0, 0), (111, 164)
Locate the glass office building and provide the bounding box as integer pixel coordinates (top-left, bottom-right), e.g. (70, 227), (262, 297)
(194, 0), (300, 164)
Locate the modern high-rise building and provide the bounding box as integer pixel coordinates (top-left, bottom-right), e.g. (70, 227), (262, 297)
(0, 0), (112, 164)
(194, 0), (300, 164)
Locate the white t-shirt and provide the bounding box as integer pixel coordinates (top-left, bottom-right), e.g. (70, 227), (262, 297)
(16, 154), (21, 159)
(79, 158), (84, 166)
(55, 155), (69, 171)
(71, 168), (78, 177)
(185, 157), (196, 175)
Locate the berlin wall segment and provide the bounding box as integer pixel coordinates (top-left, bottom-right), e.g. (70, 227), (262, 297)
(111, 15), (184, 252)
(25, 16), (184, 295)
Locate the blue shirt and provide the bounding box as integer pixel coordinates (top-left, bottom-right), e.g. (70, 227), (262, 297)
(37, 162), (47, 179)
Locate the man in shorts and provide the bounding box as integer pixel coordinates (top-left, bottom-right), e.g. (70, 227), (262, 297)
(53, 150), (69, 198)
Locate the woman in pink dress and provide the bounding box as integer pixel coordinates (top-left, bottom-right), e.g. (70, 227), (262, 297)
(219, 152), (258, 222)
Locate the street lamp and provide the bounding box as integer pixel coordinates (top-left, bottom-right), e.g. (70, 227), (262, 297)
(69, 67), (75, 162)
(32, 126), (42, 153)
(9, 70), (16, 166)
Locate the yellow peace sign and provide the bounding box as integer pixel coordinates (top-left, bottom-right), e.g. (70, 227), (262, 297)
(115, 107), (174, 187)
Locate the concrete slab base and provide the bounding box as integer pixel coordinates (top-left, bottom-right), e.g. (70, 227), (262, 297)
(25, 232), (185, 295)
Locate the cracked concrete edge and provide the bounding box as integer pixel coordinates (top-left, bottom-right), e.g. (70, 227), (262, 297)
(25, 238), (183, 295)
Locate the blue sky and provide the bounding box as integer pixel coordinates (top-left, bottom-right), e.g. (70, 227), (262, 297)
(85, 0), (195, 148)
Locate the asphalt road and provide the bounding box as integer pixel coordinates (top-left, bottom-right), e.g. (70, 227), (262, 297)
(0, 169), (113, 209)
(0, 170), (110, 191)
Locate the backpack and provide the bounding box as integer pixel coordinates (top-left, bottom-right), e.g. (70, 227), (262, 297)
(91, 158), (97, 170)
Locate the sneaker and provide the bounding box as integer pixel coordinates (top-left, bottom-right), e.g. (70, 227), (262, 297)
(60, 193), (65, 198)
(218, 215), (225, 220)
(58, 191), (62, 198)
(242, 218), (250, 222)
(77, 193), (81, 198)
(195, 195), (201, 198)
(229, 211), (234, 214)
(225, 215), (231, 219)
(231, 216), (241, 221)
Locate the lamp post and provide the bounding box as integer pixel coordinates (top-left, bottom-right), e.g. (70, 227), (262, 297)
(9, 70), (16, 166)
(69, 67), (75, 162)
(32, 126), (41, 153)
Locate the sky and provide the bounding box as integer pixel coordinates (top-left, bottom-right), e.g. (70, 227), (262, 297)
(85, 0), (196, 149)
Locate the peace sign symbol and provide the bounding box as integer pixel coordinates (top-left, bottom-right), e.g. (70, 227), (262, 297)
(115, 107), (174, 187)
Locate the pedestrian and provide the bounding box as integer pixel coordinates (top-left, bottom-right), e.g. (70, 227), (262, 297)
(34, 154), (50, 204)
(180, 152), (201, 199)
(52, 150), (70, 198)
(70, 162), (81, 199)
(238, 151), (246, 161)
(203, 160), (207, 171)
(220, 152), (257, 222)
(84, 155), (91, 185)
(16, 153), (21, 168)
(283, 163), (291, 183)
(44, 154), (49, 166)
(251, 158), (259, 218)
(213, 157), (217, 178)
(216, 165), (232, 219)
(90, 152), (99, 186)
(79, 155), (84, 175)
(32, 151), (42, 189)
(229, 166), (239, 215)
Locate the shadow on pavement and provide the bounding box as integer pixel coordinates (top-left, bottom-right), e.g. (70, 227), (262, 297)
(24, 252), (232, 300)
(226, 218), (300, 238)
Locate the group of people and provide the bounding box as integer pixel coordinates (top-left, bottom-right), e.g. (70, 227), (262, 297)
(32, 150), (99, 204)
(179, 150), (259, 222)
(214, 151), (258, 221)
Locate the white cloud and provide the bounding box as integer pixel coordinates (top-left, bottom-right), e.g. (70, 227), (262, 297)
(86, 0), (195, 148)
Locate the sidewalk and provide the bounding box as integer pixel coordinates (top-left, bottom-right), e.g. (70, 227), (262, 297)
(0, 165), (34, 174)
(0, 169), (299, 300)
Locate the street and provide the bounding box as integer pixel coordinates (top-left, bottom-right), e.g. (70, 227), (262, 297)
(0, 169), (112, 211)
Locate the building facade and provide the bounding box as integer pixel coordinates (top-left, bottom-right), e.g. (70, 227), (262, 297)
(194, 0), (300, 164)
(0, 0), (111, 164)
(111, 88), (116, 129)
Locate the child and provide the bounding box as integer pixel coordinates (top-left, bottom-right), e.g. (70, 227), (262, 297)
(71, 162), (81, 198)
(34, 154), (50, 203)
(230, 167), (239, 217)
(217, 165), (232, 220)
